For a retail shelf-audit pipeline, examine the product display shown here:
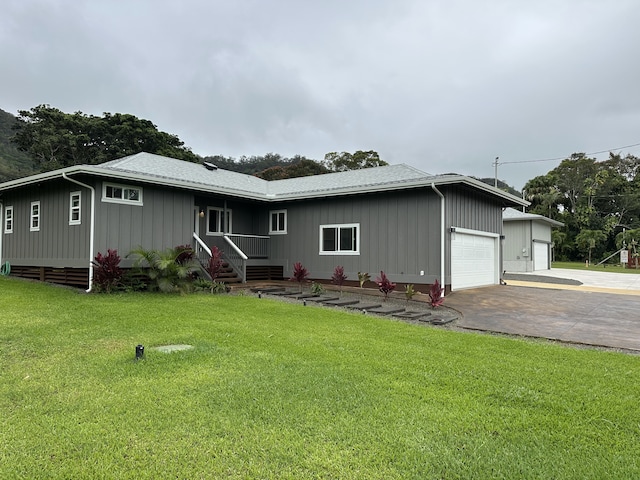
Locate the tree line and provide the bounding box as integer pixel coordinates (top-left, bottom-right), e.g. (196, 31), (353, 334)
(524, 152), (640, 263)
(6, 104), (640, 263)
(7, 105), (387, 180)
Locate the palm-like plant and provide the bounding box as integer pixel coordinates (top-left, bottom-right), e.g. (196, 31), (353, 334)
(128, 246), (198, 293)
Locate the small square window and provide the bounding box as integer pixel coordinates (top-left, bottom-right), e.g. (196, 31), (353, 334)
(269, 210), (287, 234)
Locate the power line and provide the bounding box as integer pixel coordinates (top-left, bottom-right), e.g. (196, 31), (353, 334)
(499, 141), (640, 165)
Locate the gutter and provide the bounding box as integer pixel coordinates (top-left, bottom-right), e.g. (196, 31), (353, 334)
(62, 172), (95, 293)
(431, 183), (446, 298)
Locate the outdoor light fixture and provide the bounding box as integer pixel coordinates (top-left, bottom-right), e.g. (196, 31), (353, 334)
(258, 291), (262, 298)
(199, 209), (205, 218)
(135, 344), (145, 360)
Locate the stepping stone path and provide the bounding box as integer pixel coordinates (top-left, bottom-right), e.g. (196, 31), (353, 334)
(306, 295), (340, 303)
(251, 286), (458, 324)
(323, 298), (361, 307)
(394, 311), (432, 320)
(345, 302), (383, 311)
(367, 305), (406, 315)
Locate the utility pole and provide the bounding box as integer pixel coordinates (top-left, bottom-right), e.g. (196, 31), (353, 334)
(493, 157), (499, 188)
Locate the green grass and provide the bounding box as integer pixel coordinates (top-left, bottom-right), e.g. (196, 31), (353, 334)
(1, 278), (639, 479)
(553, 261), (640, 274)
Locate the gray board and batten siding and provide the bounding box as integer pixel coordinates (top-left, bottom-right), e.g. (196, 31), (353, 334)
(0, 152), (527, 289)
(1, 178), (91, 268)
(266, 184), (505, 286)
(1, 175), (196, 269)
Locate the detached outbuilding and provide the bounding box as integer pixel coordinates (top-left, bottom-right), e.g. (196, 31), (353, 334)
(0, 152), (527, 292)
(502, 207), (564, 272)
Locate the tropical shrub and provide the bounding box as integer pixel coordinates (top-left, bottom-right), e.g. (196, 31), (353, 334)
(358, 271), (371, 288)
(331, 265), (348, 293)
(310, 282), (325, 295)
(429, 279), (444, 308)
(375, 271), (396, 301)
(290, 262), (310, 292)
(404, 284), (416, 303)
(92, 249), (123, 293)
(128, 245), (198, 293)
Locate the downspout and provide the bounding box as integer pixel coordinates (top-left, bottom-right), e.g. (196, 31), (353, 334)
(431, 183), (446, 297)
(62, 173), (95, 293)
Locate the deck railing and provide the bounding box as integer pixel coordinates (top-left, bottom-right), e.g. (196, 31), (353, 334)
(224, 234), (270, 259)
(193, 232), (270, 283)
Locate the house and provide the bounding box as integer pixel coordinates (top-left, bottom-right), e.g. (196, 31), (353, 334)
(0, 152), (527, 292)
(502, 207), (564, 272)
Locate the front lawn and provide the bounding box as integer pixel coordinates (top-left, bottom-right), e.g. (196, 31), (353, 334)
(1, 278), (639, 479)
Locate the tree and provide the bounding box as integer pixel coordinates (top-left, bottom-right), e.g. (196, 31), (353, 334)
(254, 157), (329, 180)
(575, 229), (607, 265)
(324, 150), (388, 172)
(12, 105), (199, 170)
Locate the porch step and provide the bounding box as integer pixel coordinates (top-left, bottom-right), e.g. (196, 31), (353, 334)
(204, 262), (242, 284)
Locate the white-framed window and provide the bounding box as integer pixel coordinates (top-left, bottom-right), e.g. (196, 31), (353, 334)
(319, 223), (360, 255)
(269, 209), (287, 234)
(102, 182), (143, 205)
(4, 206), (13, 234)
(30, 201), (40, 232)
(69, 191), (81, 225)
(207, 207), (232, 235)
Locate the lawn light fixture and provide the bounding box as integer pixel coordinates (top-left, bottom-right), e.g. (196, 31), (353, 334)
(135, 344), (145, 360)
(303, 300), (307, 306)
(258, 291), (262, 298)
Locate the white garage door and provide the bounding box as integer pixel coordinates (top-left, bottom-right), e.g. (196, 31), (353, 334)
(451, 229), (498, 290)
(534, 242), (549, 271)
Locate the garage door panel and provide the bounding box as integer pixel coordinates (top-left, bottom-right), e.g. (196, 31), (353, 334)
(534, 242), (549, 271)
(451, 232), (497, 290)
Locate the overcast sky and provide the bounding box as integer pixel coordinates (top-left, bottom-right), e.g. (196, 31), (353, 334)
(2, 0), (640, 189)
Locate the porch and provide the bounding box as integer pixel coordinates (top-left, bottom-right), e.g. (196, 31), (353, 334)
(193, 232), (285, 282)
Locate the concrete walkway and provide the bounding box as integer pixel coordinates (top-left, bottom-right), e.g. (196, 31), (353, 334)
(446, 269), (640, 352)
(506, 268), (640, 295)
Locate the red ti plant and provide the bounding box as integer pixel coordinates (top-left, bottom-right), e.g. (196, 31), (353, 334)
(331, 265), (348, 293)
(92, 249), (123, 293)
(375, 271), (396, 301)
(206, 246), (223, 282)
(290, 262), (310, 292)
(429, 279), (445, 308)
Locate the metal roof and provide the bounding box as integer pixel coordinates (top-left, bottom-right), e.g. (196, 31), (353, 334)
(0, 152), (528, 206)
(503, 207), (564, 227)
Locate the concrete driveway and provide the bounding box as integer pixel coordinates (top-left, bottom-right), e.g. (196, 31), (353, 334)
(444, 269), (640, 352)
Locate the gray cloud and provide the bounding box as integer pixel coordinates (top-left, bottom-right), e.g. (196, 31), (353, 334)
(2, 0), (640, 189)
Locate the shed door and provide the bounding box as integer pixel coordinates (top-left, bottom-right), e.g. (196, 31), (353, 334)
(534, 242), (549, 271)
(451, 230), (498, 290)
